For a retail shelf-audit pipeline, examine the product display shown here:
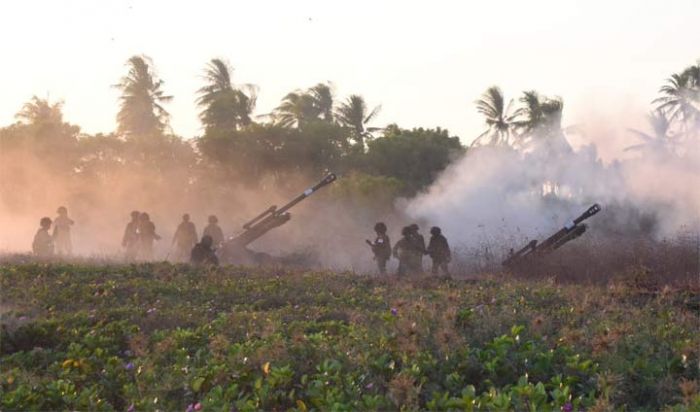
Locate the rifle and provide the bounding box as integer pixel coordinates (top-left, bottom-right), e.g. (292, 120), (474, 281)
(502, 203), (601, 267)
(219, 173), (337, 262)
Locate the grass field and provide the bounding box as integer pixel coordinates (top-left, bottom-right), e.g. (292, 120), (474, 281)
(1, 261), (699, 411)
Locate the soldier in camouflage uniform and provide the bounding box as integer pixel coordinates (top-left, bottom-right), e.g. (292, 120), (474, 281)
(366, 222), (391, 275)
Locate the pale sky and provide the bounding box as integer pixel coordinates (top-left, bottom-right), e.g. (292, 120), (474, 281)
(1, 0), (698, 150)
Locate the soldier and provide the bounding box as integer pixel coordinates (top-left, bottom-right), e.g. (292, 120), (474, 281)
(203, 215), (224, 248)
(408, 223), (427, 273)
(138, 212), (161, 260)
(172, 214), (198, 261)
(366, 222), (391, 275)
(121, 210), (141, 261)
(427, 226), (451, 277)
(190, 235), (219, 266)
(53, 206), (74, 256)
(392, 226), (415, 276)
(32, 217), (54, 258)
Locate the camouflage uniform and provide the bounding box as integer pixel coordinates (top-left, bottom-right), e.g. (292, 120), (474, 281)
(138, 213), (160, 260)
(190, 235), (219, 266)
(408, 224), (426, 274)
(33, 217), (54, 258)
(53, 207), (74, 256)
(427, 227), (451, 276)
(122, 211), (140, 261)
(393, 226), (416, 276)
(172, 214), (198, 261)
(203, 215), (224, 248)
(369, 233), (391, 274)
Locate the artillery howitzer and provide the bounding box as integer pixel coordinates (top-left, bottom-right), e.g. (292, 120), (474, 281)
(502, 203), (602, 268)
(219, 173), (337, 264)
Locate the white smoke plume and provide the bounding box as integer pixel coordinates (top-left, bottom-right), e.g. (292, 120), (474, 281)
(405, 133), (700, 264)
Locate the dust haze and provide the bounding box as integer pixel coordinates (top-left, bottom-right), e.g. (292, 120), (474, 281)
(1, 104), (699, 277)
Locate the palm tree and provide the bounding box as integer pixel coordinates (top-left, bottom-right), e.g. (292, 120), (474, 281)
(274, 91), (317, 128)
(196, 58), (257, 132)
(335, 94), (381, 145)
(16, 96), (64, 126)
(512, 90), (570, 153)
(308, 82), (334, 121)
(472, 86), (517, 147)
(273, 82), (334, 128)
(114, 55), (172, 137)
(624, 110), (678, 156)
(654, 62), (700, 131)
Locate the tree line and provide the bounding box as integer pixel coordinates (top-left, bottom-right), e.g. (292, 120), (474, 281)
(0, 55), (697, 214)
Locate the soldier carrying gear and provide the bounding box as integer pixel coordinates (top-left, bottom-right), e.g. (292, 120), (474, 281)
(408, 223), (427, 273)
(190, 235), (219, 266)
(366, 222), (392, 275)
(138, 212), (161, 260)
(427, 226), (451, 277)
(393, 226), (417, 276)
(172, 214), (198, 262)
(122, 210), (141, 261)
(33, 217), (54, 258)
(203, 215), (224, 248)
(53, 206), (74, 256)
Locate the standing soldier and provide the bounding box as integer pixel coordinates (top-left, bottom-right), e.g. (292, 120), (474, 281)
(408, 223), (427, 273)
(138, 212), (161, 260)
(203, 215), (224, 248)
(392, 226), (415, 276)
(427, 226), (451, 277)
(32, 217), (54, 258)
(366, 222), (391, 275)
(122, 210), (141, 261)
(172, 214), (198, 261)
(53, 206), (74, 256)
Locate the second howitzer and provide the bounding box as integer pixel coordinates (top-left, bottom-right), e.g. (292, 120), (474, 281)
(219, 173), (337, 263)
(502, 203), (602, 267)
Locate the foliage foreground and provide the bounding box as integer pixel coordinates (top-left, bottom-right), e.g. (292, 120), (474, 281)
(1, 263), (699, 411)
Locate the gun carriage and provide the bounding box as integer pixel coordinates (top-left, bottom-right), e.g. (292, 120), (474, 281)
(219, 173), (337, 264)
(502, 203), (602, 267)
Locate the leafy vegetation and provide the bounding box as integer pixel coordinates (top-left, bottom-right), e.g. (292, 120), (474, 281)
(1, 263), (698, 411)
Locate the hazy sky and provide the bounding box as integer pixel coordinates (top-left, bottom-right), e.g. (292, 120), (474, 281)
(1, 0), (698, 150)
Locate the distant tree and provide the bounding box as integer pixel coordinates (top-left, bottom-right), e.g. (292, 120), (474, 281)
(624, 110), (679, 156)
(197, 58), (257, 133)
(308, 82), (334, 121)
(10, 96), (80, 148)
(513, 90), (570, 153)
(16, 96), (65, 126)
(0, 96), (81, 207)
(273, 91), (317, 128)
(654, 61), (700, 132)
(114, 55), (172, 137)
(273, 82), (334, 129)
(473, 86), (517, 147)
(335, 94), (381, 146)
(365, 125), (464, 194)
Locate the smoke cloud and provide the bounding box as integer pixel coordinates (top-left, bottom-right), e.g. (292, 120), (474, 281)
(405, 129), (700, 267)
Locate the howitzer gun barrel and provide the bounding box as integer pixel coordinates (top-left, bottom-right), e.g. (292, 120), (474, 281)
(226, 173), (337, 251)
(502, 203), (602, 267)
(275, 173), (337, 215)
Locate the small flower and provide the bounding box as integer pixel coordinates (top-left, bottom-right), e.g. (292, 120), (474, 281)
(365, 382), (374, 390)
(127, 404), (135, 412)
(390, 308), (398, 316)
(194, 403), (202, 411)
(562, 402), (573, 412)
(124, 362), (135, 371)
(186, 404), (195, 412)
